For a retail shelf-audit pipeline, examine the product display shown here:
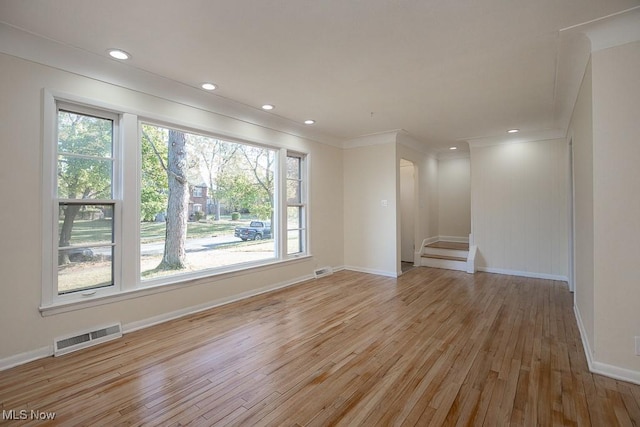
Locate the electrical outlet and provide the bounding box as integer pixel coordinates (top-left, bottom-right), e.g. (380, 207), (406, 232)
(636, 336), (640, 356)
(380, 199), (388, 207)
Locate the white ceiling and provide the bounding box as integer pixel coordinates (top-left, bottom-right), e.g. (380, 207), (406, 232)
(1, 0), (639, 153)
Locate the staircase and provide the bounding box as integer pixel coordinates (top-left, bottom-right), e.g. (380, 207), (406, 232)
(420, 241), (476, 273)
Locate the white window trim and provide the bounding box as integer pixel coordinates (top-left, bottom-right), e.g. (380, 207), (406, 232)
(41, 90), (311, 314)
(42, 92), (125, 307)
(284, 152), (308, 257)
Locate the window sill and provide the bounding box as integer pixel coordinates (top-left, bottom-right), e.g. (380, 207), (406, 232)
(40, 255), (312, 317)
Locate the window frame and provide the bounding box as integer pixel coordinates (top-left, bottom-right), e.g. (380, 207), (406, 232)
(41, 90), (310, 313)
(284, 152), (308, 257)
(138, 119), (281, 285)
(43, 95), (123, 306)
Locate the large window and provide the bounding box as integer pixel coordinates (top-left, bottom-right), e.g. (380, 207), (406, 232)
(140, 123), (276, 281)
(55, 106), (117, 295)
(43, 95), (307, 309)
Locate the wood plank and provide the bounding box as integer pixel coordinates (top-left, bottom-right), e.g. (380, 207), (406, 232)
(1, 268), (639, 425)
(426, 242), (470, 250)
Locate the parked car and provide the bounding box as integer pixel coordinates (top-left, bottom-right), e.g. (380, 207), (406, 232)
(234, 221), (271, 241)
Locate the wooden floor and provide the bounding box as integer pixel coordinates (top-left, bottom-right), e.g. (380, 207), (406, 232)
(2, 269), (640, 426)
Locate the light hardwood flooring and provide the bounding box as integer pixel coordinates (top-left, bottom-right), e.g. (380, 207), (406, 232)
(425, 242), (470, 251)
(2, 268), (640, 426)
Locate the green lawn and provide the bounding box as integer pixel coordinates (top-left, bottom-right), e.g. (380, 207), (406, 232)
(140, 219), (242, 244)
(64, 217), (253, 246)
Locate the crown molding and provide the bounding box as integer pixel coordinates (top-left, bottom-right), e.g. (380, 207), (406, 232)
(0, 22), (343, 148)
(560, 6), (640, 53)
(342, 129), (401, 149)
(395, 130), (437, 158)
(465, 128), (565, 149)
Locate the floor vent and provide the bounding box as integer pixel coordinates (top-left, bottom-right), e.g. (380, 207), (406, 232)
(314, 266), (333, 278)
(54, 323), (122, 356)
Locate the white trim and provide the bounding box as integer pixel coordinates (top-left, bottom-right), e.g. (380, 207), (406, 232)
(3, 268), (325, 370)
(477, 267), (568, 282)
(342, 130), (400, 150)
(0, 346), (52, 372)
(466, 131), (565, 149)
(41, 90), (56, 306)
(40, 256), (313, 316)
(0, 23), (341, 148)
(423, 236), (439, 246)
(343, 266), (398, 278)
(574, 305), (640, 386)
(574, 304), (595, 368)
(466, 245), (477, 274)
(124, 272), (315, 333)
(396, 130), (437, 158)
(567, 135), (576, 292)
(591, 361), (640, 386)
(560, 6), (640, 53)
(41, 89), (314, 312)
(44, 98), (122, 306)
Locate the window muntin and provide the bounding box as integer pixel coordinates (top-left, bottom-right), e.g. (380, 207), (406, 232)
(55, 108), (117, 295)
(140, 123), (277, 281)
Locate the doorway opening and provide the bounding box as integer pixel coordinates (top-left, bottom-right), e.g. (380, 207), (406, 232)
(400, 159), (417, 273)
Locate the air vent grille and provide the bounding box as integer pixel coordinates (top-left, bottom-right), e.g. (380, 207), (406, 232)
(314, 266), (333, 278)
(54, 323), (122, 356)
(57, 333), (91, 350)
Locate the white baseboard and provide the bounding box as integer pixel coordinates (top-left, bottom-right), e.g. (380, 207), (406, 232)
(0, 346), (53, 371)
(574, 305), (595, 368)
(574, 305), (640, 385)
(424, 236), (439, 245)
(343, 265), (398, 278)
(1, 270), (324, 371)
(123, 272), (315, 333)
(591, 361), (640, 386)
(477, 267), (568, 282)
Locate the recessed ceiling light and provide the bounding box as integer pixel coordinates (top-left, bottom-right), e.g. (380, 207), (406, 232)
(304, 119), (315, 125)
(107, 49), (131, 60)
(449, 146), (458, 150)
(507, 129), (519, 133)
(201, 83), (217, 91)
(261, 104), (275, 110)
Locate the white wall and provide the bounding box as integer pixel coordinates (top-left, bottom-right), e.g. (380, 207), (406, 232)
(591, 41), (640, 373)
(569, 59), (595, 358)
(470, 139), (569, 279)
(343, 139), (397, 276)
(437, 157), (471, 240)
(396, 135), (439, 265)
(0, 53), (344, 364)
(400, 161), (416, 263)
